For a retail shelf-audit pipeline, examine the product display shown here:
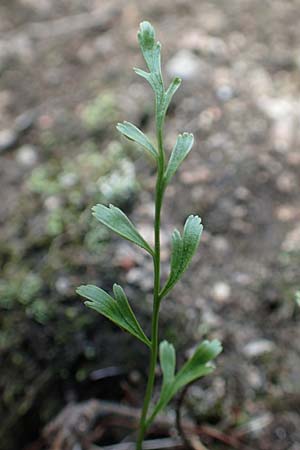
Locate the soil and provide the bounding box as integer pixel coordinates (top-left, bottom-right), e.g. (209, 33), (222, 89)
(0, 1), (299, 449)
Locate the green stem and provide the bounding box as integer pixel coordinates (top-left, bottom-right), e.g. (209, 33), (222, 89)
(136, 125), (165, 450)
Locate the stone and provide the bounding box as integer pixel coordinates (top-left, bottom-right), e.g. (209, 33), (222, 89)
(182, 32), (227, 56)
(166, 50), (208, 81)
(276, 172), (297, 193)
(0, 128), (17, 152)
(234, 186), (250, 201)
(216, 85), (234, 101)
(15, 110), (36, 132)
(233, 272), (252, 286)
(247, 366), (264, 389)
(272, 117), (294, 152)
(202, 309), (221, 328)
(282, 225), (300, 252)
(59, 172), (78, 188)
(231, 205), (247, 219)
(126, 267), (153, 291)
(287, 152), (300, 167)
(237, 413), (273, 437)
(180, 166), (212, 185)
(16, 145), (38, 167)
(77, 44), (95, 64)
(55, 277), (70, 295)
(44, 196), (61, 211)
(211, 282), (231, 303)
(211, 236), (230, 254)
(275, 205), (299, 222)
(243, 339), (275, 358)
(128, 370), (141, 385)
(231, 219), (253, 234)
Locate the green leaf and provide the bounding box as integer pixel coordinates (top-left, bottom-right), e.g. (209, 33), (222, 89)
(137, 21), (162, 76)
(160, 215), (203, 298)
(92, 204), (153, 255)
(135, 22), (165, 115)
(160, 340), (176, 392)
(173, 340), (222, 392)
(112, 284), (150, 346)
(134, 68), (164, 100)
(135, 23), (182, 133)
(162, 77), (182, 117)
(116, 121), (158, 160)
(76, 284), (151, 347)
(164, 132), (194, 185)
(147, 339), (222, 425)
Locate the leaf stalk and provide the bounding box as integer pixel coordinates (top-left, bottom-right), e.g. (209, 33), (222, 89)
(136, 93), (166, 450)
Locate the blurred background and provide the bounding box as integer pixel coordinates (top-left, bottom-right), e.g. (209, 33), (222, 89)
(0, 1), (300, 449)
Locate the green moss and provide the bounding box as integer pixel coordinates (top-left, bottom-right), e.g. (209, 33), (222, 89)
(0, 97), (142, 447)
(80, 92), (118, 132)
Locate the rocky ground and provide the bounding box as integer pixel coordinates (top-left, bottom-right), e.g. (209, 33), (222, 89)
(0, 1), (300, 449)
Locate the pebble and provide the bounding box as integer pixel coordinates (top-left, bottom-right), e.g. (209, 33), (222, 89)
(180, 166), (212, 185)
(232, 272), (252, 286)
(198, 106), (222, 130)
(77, 44), (95, 64)
(238, 413), (273, 437)
(282, 225), (300, 252)
(138, 224), (154, 247)
(231, 219), (253, 234)
(59, 172), (78, 188)
(55, 276), (70, 295)
(234, 186), (250, 201)
(93, 35), (114, 55)
(231, 205), (247, 219)
(211, 236), (230, 254)
(275, 205), (299, 222)
(16, 145), (38, 167)
(243, 339), (275, 358)
(211, 282), (231, 303)
(258, 96), (295, 120)
(276, 172), (297, 193)
(272, 117), (293, 152)
(182, 32), (227, 56)
(126, 267), (153, 291)
(202, 309), (221, 328)
(287, 152), (300, 167)
(44, 196), (61, 211)
(166, 50), (207, 81)
(246, 366), (264, 389)
(0, 128), (17, 152)
(15, 110), (36, 133)
(216, 85), (234, 101)
(128, 370), (141, 385)
(113, 243), (142, 269)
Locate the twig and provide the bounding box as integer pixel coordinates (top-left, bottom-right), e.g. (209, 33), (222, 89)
(176, 383), (244, 450)
(176, 384), (209, 450)
(196, 425), (240, 448)
(43, 398), (250, 450)
(90, 437), (184, 450)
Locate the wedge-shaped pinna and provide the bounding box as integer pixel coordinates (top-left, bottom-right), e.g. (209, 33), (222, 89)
(116, 121), (158, 161)
(164, 133), (194, 186)
(134, 22), (182, 130)
(146, 339), (222, 425)
(92, 204), (154, 256)
(160, 215), (203, 298)
(76, 284), (151, 347)
(137, 21), (162, 75)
